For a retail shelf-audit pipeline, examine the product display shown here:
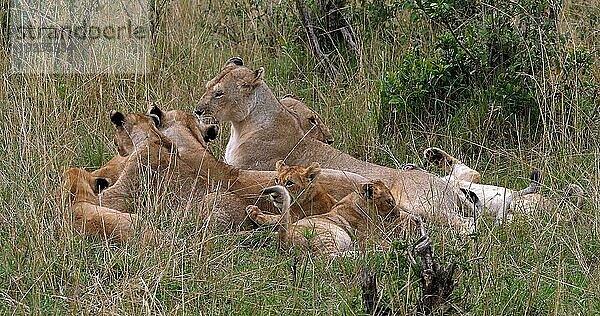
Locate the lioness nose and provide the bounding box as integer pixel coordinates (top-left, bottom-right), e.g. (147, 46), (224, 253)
(326, 139), (334, 145)
(195, 109), (205, 117)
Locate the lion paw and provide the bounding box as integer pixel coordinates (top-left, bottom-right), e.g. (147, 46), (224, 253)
(246, 205), (281, 227)
(424, 147), (451, 166)
(246, 205), (262, 221)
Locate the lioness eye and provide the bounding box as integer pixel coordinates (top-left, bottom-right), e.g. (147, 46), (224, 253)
(309, 117), (317, 125)
(285, 180), (294, 187)
(214, 91), (225, 99)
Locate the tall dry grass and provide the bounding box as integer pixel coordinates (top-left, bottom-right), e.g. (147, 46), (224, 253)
(0, 0), (599, 314)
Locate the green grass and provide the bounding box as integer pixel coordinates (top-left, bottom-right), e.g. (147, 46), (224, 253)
(1, 0), (600, 314)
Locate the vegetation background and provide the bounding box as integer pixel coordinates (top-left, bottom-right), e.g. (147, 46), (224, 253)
(0, 0), (599, 314)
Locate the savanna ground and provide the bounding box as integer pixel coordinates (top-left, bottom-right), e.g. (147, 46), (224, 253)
(1, 0), (600, 314)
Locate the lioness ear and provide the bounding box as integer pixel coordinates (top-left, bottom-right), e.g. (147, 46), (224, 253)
(148, 114), (160, 127)
(281, 93), (298, 100)
(148, 104), (164, 124)
(94, 178), (110, 193)
(275, 160), (286, 172)
(305, 162), (321, 182)
(110, 111), (125, 127)
(225, 57), (244, 67)
(252, 67), (265, 85)
(361, 183), (374, 200)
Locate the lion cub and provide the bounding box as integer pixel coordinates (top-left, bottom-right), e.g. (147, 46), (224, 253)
(247, 160), (338, 226)
(250, 180), (399, 256)
(64, 167), (137, 243)
(424, 147), (584, 223)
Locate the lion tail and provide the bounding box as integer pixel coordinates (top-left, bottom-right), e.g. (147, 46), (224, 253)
(515, 170), (541, 197)
(262, 185), (292, 245)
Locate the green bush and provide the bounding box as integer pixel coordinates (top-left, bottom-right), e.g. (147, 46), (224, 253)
(378, 0), (598, 146)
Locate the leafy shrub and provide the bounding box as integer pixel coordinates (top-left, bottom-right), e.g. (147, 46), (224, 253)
(378, 0), (598, 146)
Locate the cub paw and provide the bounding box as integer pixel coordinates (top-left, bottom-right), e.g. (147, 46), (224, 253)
(246, 205), (262, 221)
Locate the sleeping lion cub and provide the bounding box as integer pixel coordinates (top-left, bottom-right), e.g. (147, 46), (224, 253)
(249, 180), (406, 257)
(424, 147), (585, 223)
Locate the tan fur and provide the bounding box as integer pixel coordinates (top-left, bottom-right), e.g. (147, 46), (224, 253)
(424, 147), (481, 183)
(87, 104), (219, 191)
(87, 116), (136, 187)
(196, 59), (475, 233)
(280, 95), (334, 144)
(90, 155), (127, 186)
(275, 160), (337, 220)
(101, 108), (368, 230)
(247, 160), (338, 226)
(149, 107), (369, 229)
(64, 167), (137, 243)
(254, 181), (407, 257)
(97, 111), (207, 214)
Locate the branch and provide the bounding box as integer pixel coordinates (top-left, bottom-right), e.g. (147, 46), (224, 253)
(295, 0), (338, 77)
(360, 268), (392, 316)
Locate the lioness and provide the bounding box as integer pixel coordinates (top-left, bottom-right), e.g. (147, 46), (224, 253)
(64, 167), (136, 242)
(196, 57), (474, 233)
(90, 104), (220, 187)
(103, 106), (367, 229)
(424, 147), (585, 223)
(253, 181), (404, 256)
(97, 110), (210, 214)
(280, 94), (334, 144)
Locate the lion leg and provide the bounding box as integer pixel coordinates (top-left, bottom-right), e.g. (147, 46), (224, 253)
(424, 147), (481, 183)
(73, 203), (137, 243)
(246, 205), (282, 226)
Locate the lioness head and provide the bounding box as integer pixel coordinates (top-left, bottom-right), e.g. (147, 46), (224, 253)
(360, 180), (397, 220)
(148, 104), (219, 145)
(110, 110), (174, 157)
(280, 95), (334, 144)
(196, 57), (266, 123)
(275, 160), (321, 204)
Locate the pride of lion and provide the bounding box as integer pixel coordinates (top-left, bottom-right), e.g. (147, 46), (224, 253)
(64, 57), (583, 256)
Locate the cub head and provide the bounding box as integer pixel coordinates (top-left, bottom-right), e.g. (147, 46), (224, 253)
(280, 95), (334, 144)
(110, 110), (170, 157)
(64, 167), (110, 203)
(360, 180), (397, 220)
(195, 57), (266, 123)
(275, 160), (321, 203)
(148, 104), (219, 145)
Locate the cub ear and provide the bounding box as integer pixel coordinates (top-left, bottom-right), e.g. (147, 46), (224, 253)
(361, 183), (374, 200)
(225, 57), (244, 67)
(305, 162), (321, 182)
(203, 125), (219, 143)
(110, 111), (125, 127)
(148, 104), (164, 122)
(94, 178), (110, 194)
(148, 114), (160, 127)
(275, 160), (286, 172)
